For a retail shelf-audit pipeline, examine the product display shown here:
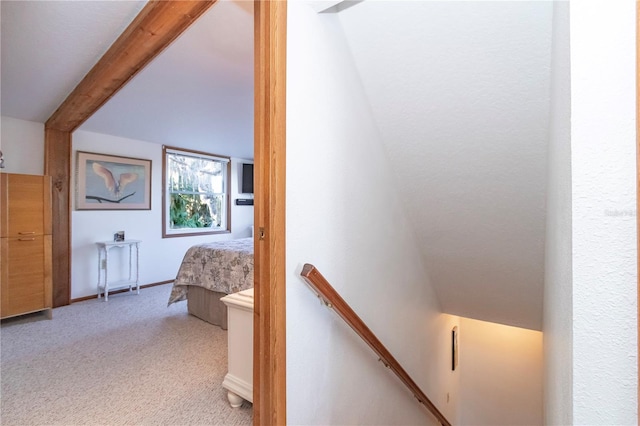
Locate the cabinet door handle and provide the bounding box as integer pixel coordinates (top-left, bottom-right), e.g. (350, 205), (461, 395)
(18, 238), (36, 241)
(18, 231), (35, 235)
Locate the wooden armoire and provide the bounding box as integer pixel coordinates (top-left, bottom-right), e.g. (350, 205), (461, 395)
(0, 173), (53, 319)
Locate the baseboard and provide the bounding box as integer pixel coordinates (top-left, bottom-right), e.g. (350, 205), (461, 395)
(70, 280), (173, 304)
(222, 373), (253, 403)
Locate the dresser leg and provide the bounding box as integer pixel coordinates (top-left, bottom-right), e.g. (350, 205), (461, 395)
(227, 391), (244, 408)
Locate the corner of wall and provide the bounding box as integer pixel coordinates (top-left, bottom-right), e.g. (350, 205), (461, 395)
(543, 1), (573, 424)
(0, 116), (45, 175)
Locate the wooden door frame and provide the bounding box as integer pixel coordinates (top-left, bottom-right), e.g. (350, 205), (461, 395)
(253, 1), (287, 424)
(43, 1), (286, 424)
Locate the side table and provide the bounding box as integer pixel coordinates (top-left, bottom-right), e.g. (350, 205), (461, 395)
(95, 240), (141, 301)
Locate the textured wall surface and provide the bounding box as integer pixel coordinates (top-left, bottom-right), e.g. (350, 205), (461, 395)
(458, 318), (543, 425)
(543, 2), (573, 424)
(570, 0), (637, 423)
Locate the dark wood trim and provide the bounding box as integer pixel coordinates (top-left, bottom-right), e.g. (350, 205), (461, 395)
(253, 1), (287, 424)
(46, 0), (216, 133)
(44, 128), (71, 308)
(301, 264), (451, 426)
(70, 280), (172, 303)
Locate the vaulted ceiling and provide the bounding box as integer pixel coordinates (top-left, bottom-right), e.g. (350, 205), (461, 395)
(1, 1), (146, 122)
(1, 0), (254, 159)
(1, 0), (552, 330)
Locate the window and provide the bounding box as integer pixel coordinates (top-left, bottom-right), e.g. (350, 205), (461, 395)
(162, 146), (231, 237)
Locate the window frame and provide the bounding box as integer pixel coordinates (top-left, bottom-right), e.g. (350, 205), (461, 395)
(162, 145), (231, 238)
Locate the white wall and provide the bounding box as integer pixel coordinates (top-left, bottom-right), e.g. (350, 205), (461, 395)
(433, 314), (461, 425)
(71, 129), (253, 299)
(458, 318), (543, 425)
(570, 0), (637, 423)
(0, 116), (45, 175)
(543, 1), (573, 424)
(286, 3), (457, 425)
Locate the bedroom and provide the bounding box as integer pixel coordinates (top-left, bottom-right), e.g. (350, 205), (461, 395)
(1, 1), (260, 422)
(1, 2), (255, 301)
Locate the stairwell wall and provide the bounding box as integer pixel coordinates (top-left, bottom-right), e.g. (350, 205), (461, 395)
(286, 2), (459, 424)
(545, 1), (638, 423)
(458, 318), (543, 425)
(569, 0), (637, 422)
(543, 1), (573, 424)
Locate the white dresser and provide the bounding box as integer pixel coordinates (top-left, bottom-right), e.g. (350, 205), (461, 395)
(221, 288), (254, 407)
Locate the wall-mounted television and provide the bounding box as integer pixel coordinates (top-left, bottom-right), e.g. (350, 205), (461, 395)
(242, 163), (254, 194)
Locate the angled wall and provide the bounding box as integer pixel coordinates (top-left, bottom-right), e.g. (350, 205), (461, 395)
(286, 2), (458, 424)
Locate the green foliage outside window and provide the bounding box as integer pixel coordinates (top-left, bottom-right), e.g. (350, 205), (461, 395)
(165, 150), (227, 234)
(170, 193), (213, 228)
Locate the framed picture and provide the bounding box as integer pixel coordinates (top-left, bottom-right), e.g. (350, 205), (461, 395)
(76, 151), (151, 210)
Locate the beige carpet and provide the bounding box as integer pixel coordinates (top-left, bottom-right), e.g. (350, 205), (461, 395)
(0, 284), (252, 426)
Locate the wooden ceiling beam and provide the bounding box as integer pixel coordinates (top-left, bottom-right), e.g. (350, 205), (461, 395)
(45, 0), (215, 132)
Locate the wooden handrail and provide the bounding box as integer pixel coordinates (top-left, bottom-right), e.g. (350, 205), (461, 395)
(300, 264), (452, 426)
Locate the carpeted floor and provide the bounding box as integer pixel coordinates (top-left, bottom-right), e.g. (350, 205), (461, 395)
(0, 283), (252, 426)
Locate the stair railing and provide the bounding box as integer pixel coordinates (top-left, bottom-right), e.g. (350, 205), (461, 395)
(300, 263), (452, 426)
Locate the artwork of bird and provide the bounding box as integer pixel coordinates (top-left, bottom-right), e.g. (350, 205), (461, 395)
(92, 162), (138, 198)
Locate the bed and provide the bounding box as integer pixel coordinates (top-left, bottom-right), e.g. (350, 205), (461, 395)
(168, 238), (254, 329)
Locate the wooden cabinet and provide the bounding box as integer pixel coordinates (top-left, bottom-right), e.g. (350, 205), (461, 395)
(0, 173), (53, 319)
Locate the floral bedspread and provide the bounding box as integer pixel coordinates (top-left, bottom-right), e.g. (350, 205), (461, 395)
(168, 238), (254, 305)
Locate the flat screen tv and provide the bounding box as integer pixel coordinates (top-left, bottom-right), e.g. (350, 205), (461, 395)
(242, 163), (254, 194)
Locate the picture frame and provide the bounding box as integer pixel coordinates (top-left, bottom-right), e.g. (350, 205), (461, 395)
(76, 151), (151, 210)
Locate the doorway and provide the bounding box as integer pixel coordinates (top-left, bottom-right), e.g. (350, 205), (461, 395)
(43, 1), (287, 424)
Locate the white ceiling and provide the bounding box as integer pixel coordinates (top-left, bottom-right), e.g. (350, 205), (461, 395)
(1, 1), (146, 122)
(339, 1), (553, 330)
(81, 0), (254, 159)
(1, 0), (552, 330)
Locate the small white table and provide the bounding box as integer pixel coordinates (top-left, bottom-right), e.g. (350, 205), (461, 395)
(221, 288), (254, 407)
(95, 240), (141, 301)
